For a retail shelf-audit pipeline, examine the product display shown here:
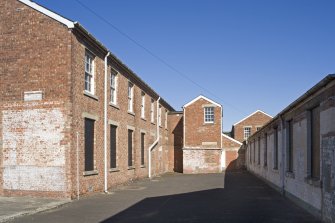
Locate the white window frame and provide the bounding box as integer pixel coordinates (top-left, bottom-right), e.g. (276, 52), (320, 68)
(141, 92), (145, 119)
(244, 126), (251, 140)
(204, 107), (214, 123)
(159, 105), (162, 126)
(84, 51), (95, 94)
(150, 99), (155, 123)
(110, 70), (117, 105)
(128, 82), (134, 112)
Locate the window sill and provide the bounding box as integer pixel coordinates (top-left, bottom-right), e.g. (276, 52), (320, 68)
(305, 177), (321, 188)
(140, 165), (146, 168)
(204, 122), (214, 125)
(141, 117), (146, 121)
(128, 166), (135, 170)
(286, 171), (295, 179)
(128, 111), (135, 116)
(109, 168), (120, 173)
(109, 103), (120, 110)
(83, 91), (99, 101)
(83, 170), (99, 176)
(151, 122), (156, 125)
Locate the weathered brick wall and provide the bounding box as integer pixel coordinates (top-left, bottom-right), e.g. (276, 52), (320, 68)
(168, 113), (183, 172)
(246, 79), (335, 223)
(320, 97), (335, 223)
(0, 0), (72, 198)
(233, 111), (272, 143)
(183, 149), (221, 174)
(184, 98), (221, 148)
(2, 102), (70, 197)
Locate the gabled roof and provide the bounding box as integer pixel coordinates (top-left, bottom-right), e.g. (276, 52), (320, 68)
(222, 133), (242, 146)
(233, 110), (272, 126)
(19, 0), (75, 28)
(183, 95), (222, 108)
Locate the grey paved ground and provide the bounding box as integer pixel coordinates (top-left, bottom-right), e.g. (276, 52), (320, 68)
(0, 196), (69, 222)
(8, 171), (321, 223)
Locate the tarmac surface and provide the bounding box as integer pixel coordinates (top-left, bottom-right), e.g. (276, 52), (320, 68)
(6, 171), (321, 223)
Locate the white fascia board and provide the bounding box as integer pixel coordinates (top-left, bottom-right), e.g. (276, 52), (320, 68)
(183, 95), (222, 108)
(233, 110), (273, 126)
(18, 0), (75, 28)
(221, 133), (242, 146)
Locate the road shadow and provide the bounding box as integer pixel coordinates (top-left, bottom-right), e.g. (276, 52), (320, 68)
(100, 172), (321, 223)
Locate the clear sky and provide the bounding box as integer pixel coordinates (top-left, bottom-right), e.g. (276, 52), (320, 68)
(35, 0), (335, 131)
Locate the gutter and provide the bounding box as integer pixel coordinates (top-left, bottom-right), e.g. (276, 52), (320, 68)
(104, 52), (111, 193)
(148, 97), (160, 179)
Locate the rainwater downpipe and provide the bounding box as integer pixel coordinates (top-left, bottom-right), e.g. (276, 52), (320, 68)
(104, 52), (110, 193)
(148, 97), (160, 179)
(280, 115), (285, 195)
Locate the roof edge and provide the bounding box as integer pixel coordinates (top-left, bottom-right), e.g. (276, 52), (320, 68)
(222, 133), (243, 146)
(248, 74), (335, 140)
(233, 110), (272, 126)
(183, 95), (222, 108)
(18, 0), (75, 28)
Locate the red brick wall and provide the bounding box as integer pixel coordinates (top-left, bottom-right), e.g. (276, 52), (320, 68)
(184, 98), (222, 148)
(168, 113), (183, 172)
(69, 28), (172, 197)
(233, 111), (272, 143)
(0, 0), (73, 198)
(1, 0), (173, 199)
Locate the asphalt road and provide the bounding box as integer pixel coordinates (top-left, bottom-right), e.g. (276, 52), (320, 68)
(9, 171), (321, 223)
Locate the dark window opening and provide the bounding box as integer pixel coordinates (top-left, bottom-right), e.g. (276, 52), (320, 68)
(128, 129), (133, 167)
(110, 125), (117, 169)
(84, 118), (94, 171)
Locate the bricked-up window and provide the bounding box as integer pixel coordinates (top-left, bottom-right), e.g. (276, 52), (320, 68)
(258, 137), (261, 165)
(84, 118), (95, 171)
(110, 125), (117, 169)
(128, 129), (133, 166)
(128, 82), (134, 112)
(264, 133), (268, 167)
(244, 127), (251, 140)
(141, 133), (145, 166)
(159, 105), (162, 126)
(150, 99), (155, 123)
(110, 70), (117, 105)
(204, 107), (214, 123)
(274, 127), (279, 170)
(141, 92), (145, 119)
(311, 106), (320, 179)
(253, 139), (256, 164)
(84, 51), (95, 94)
(287, 120), (294, 172)
(165, 109), (168, 129)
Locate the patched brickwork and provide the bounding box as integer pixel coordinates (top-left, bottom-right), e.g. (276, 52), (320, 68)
(183, 149), (221, 174)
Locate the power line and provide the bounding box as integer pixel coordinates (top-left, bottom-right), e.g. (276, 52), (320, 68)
(74, 0), (245, 115)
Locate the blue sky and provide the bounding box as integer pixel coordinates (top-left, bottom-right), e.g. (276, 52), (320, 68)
(35, 0), (335, 131)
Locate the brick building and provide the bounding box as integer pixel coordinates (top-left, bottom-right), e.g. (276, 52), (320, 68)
(0, 0), (174, 199)
(231, 110), (273, 143)
(246, 75), (335, 223)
